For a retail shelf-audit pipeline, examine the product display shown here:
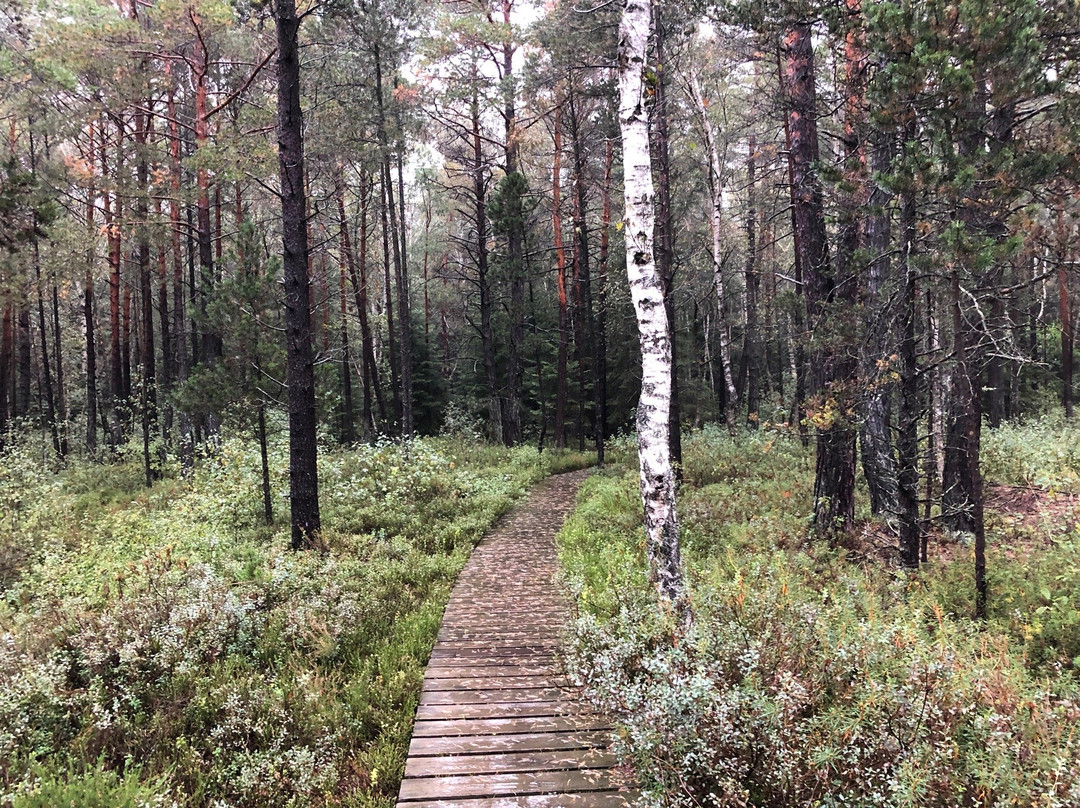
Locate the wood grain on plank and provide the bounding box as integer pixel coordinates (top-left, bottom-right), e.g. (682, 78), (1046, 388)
(396, 471), (633, 808)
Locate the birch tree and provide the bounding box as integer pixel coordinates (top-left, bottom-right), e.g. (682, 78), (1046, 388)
(617, 0), (688, 617)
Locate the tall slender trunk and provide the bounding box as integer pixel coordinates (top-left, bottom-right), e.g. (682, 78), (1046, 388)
(84, 122), (98, 454)
(193, 31), (221, 440)
(344, 170), (384, 433)
(652, 3), (681, 470)
(155, 197), (172, 443)
(569, 87), (596, 454)
(860, 131), (899, 516)
(779, 51), (809, 445)
(393, 152), (413, 439)
(0, 305), (12, 444)
(618, 0), (687, 617)
(742, 134), (761, 426)
(1059, 207), (1073, 418)
(135, 104), (155, 486)
(688, 68), (737, 425)
(167, 74), (192, 470)
(784, 21), (856, 538)
(897, 127), (920, 569)
(470, 73), (500, 442)
(334, 171), (356, 444)
(380, 170), (401, 429)
(596, 134), (613, 464)
(29, 124), (59, 456)
(552, 101), (569, 449)
(104, 115), (124, 447)
(276, 0), (321, 548)
(502, 1), (524, 447)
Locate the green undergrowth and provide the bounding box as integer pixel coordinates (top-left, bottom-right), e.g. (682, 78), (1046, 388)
(560, 424), (1080, 807)
(0, 433), (592, 807)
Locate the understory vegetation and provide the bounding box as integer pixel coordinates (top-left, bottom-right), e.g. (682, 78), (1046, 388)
(560, 414), (1080, 808)
(0, 429), (590, 807)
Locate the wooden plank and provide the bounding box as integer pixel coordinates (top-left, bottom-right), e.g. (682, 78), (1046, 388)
(397, 769), (621, 801)
(403, 748), (618, 778)
(408, 730), (612, 757)
(396, 794), (636, 808)
(415, 701), (585, 721)
(411, 715), (610, 737)
(424, 676), (571, 692)
(421, 687), (574, 705)
(426, 665), (562, 678)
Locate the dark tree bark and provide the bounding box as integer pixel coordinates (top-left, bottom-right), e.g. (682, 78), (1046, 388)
(334, 170), (355, 444)
(342, 169), (385, 434)
(742, 134), (761, 427)
(104, 115), (124, 447)
(167, 75), (193, 471)
(860, 129), (899, 517)
(896, 147), (920, 569)
(784, 20), (857, 538)
(552, 102), (569, 449)
(1059, 207), (1073, 418)
(469, 74), (500, 442)
(374, 45), (411, 437)
(380, 171), (401, 429)
(193, 32), (222, 441)
(501, 2), (524, 447)
(569, 85), (597, 455)
(84, 122), (98, 454)
(0, 305), (12, 443)
(595, 134), (613, 465)
(135, 105), (155, 486)
(276, 0), (321, 549)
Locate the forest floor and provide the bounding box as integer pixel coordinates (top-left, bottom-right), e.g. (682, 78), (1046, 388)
(855, 483), (1080, 565)
(558, 417), (1080, 807)
(0, 434), (594, 808)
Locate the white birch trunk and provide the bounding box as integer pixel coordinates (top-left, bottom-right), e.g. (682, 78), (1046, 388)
(689, 69), (737, 421)
(618, 0), (687, 615)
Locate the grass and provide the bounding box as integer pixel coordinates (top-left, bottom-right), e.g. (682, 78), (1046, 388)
(558, 421), (1080, 808)
(0, 430), (592, 807)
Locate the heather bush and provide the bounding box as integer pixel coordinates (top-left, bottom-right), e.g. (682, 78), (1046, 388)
(0, 433), (589, 806)
(560, 424), (1080, 808)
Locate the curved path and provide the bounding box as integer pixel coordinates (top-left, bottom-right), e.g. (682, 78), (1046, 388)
(396, 469), (636, 808)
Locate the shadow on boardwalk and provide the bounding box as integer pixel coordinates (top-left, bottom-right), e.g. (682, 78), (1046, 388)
(396, 469), (637, 808)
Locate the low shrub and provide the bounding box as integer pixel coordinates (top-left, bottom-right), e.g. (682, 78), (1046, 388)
(560, 425), (1080, 808)
(0, 433), (585, 806)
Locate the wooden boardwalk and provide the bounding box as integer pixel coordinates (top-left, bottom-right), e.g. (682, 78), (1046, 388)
(396, 470), (635, 808)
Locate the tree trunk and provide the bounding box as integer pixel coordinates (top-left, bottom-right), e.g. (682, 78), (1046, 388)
(596, 134), (613, 465)
(896, 147), (920, 569)
(784, 21), (856, 538)
(167, 75), (193, 471)
(380, 171), (401, 430)
(502, 4), (524, 447)
(135, 105), (155, 486)
(193, 34), (221, 441)
(552, 102), (569, 449)
(84, 122), (98, 454)
(0, 305), (12, 444)
(618, 0), (688, 617)
(344, 169), (384, 434)
(652, 3), (681, 471)
(688, 68), (737, 426)
(276, 0), (321, 549)
(742, 134), (761, 426)
(1059, 207), (1073, 418)
(335, 170), (355, 444)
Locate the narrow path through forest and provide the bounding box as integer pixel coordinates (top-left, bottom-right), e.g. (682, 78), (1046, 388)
(395, 469), (637, 808)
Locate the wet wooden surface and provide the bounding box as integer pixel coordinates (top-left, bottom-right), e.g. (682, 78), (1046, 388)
(396, 470), (636, 808)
